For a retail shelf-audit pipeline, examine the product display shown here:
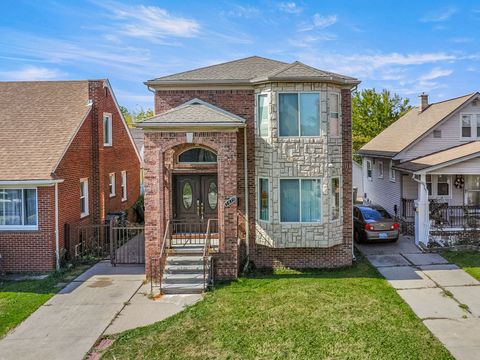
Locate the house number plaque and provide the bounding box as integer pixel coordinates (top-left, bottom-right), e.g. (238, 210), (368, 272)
(224, 196), (237, 208)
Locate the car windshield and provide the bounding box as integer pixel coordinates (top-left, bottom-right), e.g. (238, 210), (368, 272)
(360, 208), (391, 221)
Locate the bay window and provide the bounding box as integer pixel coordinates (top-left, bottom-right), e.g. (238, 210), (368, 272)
(257, 94), (268, 137)
(280, 179), (321, 223)
(279, 93), (320, 137)
(258, 178), (269, 221)
(332, 177), (340, 220)
(0, 188), (38, 230)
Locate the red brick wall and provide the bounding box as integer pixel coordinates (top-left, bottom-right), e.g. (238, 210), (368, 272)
(0, 187), (55, 272)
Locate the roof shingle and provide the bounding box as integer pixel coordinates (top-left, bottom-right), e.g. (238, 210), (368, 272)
(0, 81), (92, 181)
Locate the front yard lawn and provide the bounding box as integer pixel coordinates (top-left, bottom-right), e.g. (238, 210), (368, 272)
(442, 250), (480, 281)
(0, 264), (91, 338)
(102, 256), (452, 360)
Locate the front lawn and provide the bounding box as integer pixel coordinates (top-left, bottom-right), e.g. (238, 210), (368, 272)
(442, 250), (480, 281)
(0, 264), (91, 337)
(102, 256), (452, 360)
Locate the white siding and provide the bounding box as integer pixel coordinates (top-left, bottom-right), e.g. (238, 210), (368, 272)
(397, 102), (480, 162)
(430, 157), (480, 175)
(352, 160), (364, 199)
(363, 157), (401, 215)
(402, 174), (418, 199)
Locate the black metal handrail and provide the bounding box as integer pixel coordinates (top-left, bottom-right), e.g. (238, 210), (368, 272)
(430, 205), (480, 229)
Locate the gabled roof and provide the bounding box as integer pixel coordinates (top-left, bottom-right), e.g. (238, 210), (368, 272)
(0, 81), (92, 181)
(136, 98), (246, 129)
(394, 141), (480, 172)
(146, 56), (359, 87)
(358, 93), (478, 158)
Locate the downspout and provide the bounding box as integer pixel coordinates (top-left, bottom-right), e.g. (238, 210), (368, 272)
(54, 183), (60, 271)
(243, 125), (250, 270)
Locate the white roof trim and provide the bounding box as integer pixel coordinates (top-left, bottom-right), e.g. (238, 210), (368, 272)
(0, 179), (64, 186)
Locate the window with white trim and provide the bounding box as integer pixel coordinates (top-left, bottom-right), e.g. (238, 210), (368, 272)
(465, 176), (480, 206)
(121, 171), (127, 201)
(258, 178), (269, 221)
(389, 161), (396, 182)
(103, 113), (112, 146)
(280, 179), (321, 223)
(279, 93), (320, 136)
(109, 173), (116, 197)
(331, 177), (340, 220)
(378, 161), (384, 179)
(257, 94), (268, 137)
(0, 188), (38, 230)
(329, 93), (340, 137)
(460, 114), (480, 140)
(80, 179), (89, 218)
(427, 175), (451, 198)
(366, 160), (372, 181)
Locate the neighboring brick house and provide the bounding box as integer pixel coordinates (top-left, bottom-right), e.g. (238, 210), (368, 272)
(138, 56), (360, 280)
(0, 80), (141, 272)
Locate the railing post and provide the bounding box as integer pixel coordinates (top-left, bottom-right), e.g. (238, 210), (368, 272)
(109, 218), (115, 266)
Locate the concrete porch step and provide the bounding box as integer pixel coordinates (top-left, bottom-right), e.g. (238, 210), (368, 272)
(170, 246), (204, 255)
(162, 282), (205, 294)
(167, 255), (204, 265)
(163, 273), (205, 284)
(164, 264), (205, 274)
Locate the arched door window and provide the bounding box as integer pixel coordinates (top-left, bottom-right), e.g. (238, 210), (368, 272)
(178, 148), (217, 164)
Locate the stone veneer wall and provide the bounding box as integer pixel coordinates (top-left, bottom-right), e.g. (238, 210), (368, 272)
(251, 84), (353, 268)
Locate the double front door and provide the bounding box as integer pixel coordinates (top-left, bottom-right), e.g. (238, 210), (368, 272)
(174, 174), (218, 224)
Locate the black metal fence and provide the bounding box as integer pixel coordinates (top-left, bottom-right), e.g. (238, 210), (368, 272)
(430, 205), (480, 229)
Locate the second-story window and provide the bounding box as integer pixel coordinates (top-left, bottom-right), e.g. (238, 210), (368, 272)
(279, 93), (320, 137)
(329, 93), (340, 137)
(121, 171), (127, 201)
(460, 114), (480, 140)
(103, 113), (112, 146)
(257, 94), (268, 137)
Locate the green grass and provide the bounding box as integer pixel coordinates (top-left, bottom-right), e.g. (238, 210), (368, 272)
(102, 257), (452, 360)
(0, 264), (91, 338)
(442, 251), (480, 281)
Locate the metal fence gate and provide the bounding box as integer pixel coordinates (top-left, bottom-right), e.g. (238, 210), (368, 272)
(110, 224), (145, 265)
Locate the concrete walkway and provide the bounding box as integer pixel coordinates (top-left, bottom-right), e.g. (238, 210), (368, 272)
(0, 261), (145, 360)
(357, 236), (480, 360)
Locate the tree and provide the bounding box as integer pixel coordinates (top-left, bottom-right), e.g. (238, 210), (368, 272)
(352, 89), (412, 161)
(120, 106), (154, 128)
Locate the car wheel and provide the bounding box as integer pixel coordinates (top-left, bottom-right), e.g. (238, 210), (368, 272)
(391, 237), (399, 243)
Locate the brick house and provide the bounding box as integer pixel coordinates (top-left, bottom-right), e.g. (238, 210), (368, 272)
(139, 56), (359, 281)
(0, 80), (141, 272)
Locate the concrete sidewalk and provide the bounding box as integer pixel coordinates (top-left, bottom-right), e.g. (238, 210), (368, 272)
(357, 236), (480, 360)
(0, 261), (145, 360)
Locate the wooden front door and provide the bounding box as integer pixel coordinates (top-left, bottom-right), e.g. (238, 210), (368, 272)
(174, 174), (218, 225)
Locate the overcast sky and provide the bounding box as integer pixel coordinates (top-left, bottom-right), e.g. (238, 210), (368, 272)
(0, 0), (479, 111)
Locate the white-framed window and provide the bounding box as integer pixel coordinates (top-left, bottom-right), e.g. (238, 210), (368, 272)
(460, 113), (480, 140)
(278, 92), (321, 137)
(121, 171), (127, 201)
(103, 113), (112, 146)
(389, 160), (396, 182)
(378, 161), (384, 179)
(427, 175), (451, 199)
(257, 93), (269, 137)
(329, 92), (340, 137)
(280, 178), (321, 223)
(258, 178), (269, 222)
(0, 188), (38, 230)
(366, 160), (372, 181)
(80, 178), (89, 218)
(109, 173), (116, 197)
(331, 177), (340, 220)
(465, 175), (480, 206)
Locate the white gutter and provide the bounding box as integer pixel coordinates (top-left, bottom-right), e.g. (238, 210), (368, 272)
(54, 183), (60, 271)
(0, 179), (64, 186)
(243, 126), (250, 266)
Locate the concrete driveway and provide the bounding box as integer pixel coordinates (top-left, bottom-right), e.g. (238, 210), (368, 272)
(357, 236), (480, 360)
(0, 261), (144, 360)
